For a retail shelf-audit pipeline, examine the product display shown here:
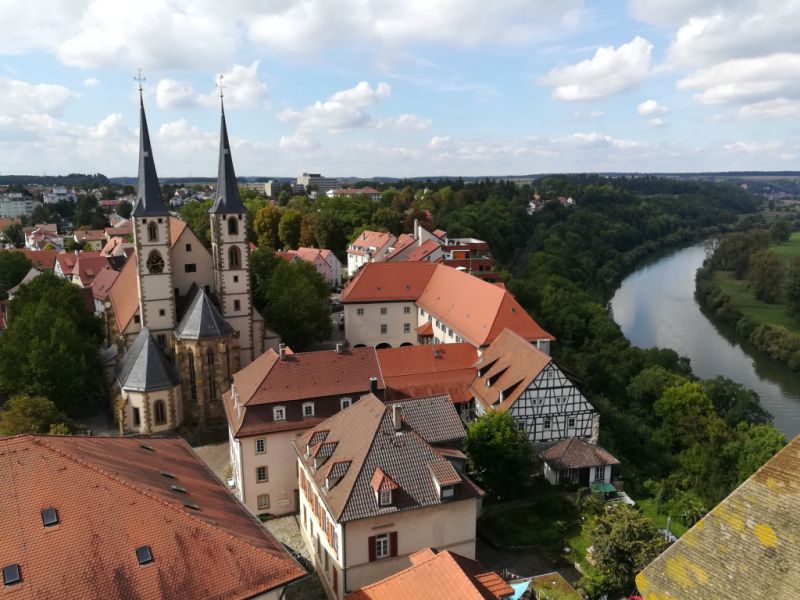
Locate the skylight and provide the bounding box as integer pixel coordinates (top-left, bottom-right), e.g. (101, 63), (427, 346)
(41, 507), (59, 527)
(160, 471), (176, 479)
(171, 485), (187, 494)
(183, 501), (200, 510)
(135, 546), (153, 565)
(2, 564), (21, 586)
(139, 443), (154, 451)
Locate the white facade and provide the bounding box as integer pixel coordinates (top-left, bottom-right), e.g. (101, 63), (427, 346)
(43, 187), (77, 204)
(297, 172), (339, 195)
(0, 194), (38, 218)
(543, 462), (612, 486)
(345, 301), (417, 348)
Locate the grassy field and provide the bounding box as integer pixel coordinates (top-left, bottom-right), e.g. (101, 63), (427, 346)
(770, 231), (800, 263)
(637, 499), (689, 538)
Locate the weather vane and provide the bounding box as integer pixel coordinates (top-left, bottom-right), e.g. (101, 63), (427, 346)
(134, 68), (146, 92)
(217, 73), (225, 99)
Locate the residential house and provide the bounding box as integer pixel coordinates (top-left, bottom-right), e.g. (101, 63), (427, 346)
(90, 265), (121, 316)
(277, 246), (342, 288)
(539, 438), (620, 487)
(327, 187), (381, 202)
(470, 328), (598, 446)
(73, 228), (107, 250)
(23, 223), (62, 250)
(68, 254), (116, 287)
(342, 262), (554, 352)
(54, 251), (101, 280)
(0, 435), (305, 599)
(224, 345), (385, 516)
(349, 547), (513, 600)
(294, 393), (483, 598)
(1, 249), (58, 271)
(346, 230), (397, 277)
(636, 434), (800, 600)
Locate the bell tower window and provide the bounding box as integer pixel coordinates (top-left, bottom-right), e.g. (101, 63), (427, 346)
(147, 221), (158, 242)
(228, 216), (239, 235)
(146, 250), (164, 274)
(228, 246), (241, 269)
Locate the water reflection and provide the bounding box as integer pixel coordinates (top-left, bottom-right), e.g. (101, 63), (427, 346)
(611, 244), (800, 438)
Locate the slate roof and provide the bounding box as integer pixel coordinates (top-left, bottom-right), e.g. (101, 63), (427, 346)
(349, 548), (513, 600)
(294, 394), (482, 523)
(636, 435), (800, 600)
(132, 95), (168, 217)
(209, 105), (245, 215)
(174, 286), (233, 340)
(386, 394), (465, 445)
(115, 328), (180, 392)
(539, 438), (620, 470)
(0, 435), (305, 599)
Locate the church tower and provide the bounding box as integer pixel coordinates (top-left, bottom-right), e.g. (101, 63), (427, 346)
(131, 89), (177, 348)
(209, 96), (256, 366)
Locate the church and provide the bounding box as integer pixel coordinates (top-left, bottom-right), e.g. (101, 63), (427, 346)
(105, 91), (273, 435)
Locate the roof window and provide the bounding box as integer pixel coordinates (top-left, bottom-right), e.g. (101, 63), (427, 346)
(171, 485), (187, 494)
(183, 501), (200, 510)
(135, 546), (153, 565)
(139, 443), (155, 451)
(2, 564), (21, 586)
(160, 471), (176, 479)
(41, 507), (59, 527)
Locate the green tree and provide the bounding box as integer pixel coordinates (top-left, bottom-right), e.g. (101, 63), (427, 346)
(770, 220), (792, 244)
(702, 376), (771, 425)
(178, 199), (214, 247)
(748, 250), (784, 303)
(299, 212), (319, 247)
(250, 246), (282, 314)
(253, 204), (282, 249)
(0, 272), (103, 415)
(278, 208), (303, 249)
(116, 200), (133, 219)
(371, 207), (403, 235)
(464, 411), (533, 500)
(2, 222), (24, 247)
(654, 382), (715, 450)
(582, 505), (666, 598)
(0, 251), (32, 299)
(730, 423), (785, 485)
(264, 261), (331, 350)
(0, 394), (71, 435)
(785, 257), (800, 317)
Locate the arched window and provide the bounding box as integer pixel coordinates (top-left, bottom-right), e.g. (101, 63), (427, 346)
(187, 349), (197, 399)
(148, 221), (158, 242)
(207, 348), (216, 400)
(146, 250), (164, 274)
(153, 400), (167, 425)
(228, 216), (239, 235)
(228, 246), (241, 269)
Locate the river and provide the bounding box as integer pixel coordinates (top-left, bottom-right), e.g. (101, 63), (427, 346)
(610, 244), (800, 439)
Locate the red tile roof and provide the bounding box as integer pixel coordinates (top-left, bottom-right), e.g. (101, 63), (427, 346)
(71, 254), (113, 286)
(108, 257), (139, 332)
(342, 262), (437, 303)
(539, 438), (620, 470)
(401, 239), (442, 262)
(385, 233), (415, 260)
(378, 343), (478, 404)
(3, 249), (58, 270)
(349, 548), (513, 600)
(74, 228), (106, 242)
(0, 435), (305, 599)
(347, 230), (395, 257)
(90, 265), (121, 301)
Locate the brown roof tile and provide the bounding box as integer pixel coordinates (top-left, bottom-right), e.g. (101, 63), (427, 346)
(386, 394), (466, 445)
(539, 438), (620, 470)
(108, 256), (139, 332)
(0, 435), (305, 599)
(342, 262), (437, 303)
(90, 265), (120, 301)
(429, 459), (461, 486)
(401, 239), (442, 262)
(3, 249), (59, 270)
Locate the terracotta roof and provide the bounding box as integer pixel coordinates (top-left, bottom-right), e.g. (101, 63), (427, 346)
(71, 254), (113, 286)
(233, 346), (384, 406)
(370, 467), (400, 492)
(105, 223), (132, 237)
(349, 548), (512, 600)
(3, 249), (58, 270)
(417, 265), (554, 347)
(432, 229), (448, 238)
(386, 394), (466, 444)
(294, 394), (482, 523)
(385, 233), (415, 260)
(401, 239), (442, 262)
(101, 236), (131, 257)
(539, 438), (620, 470)
(169, 217), (188, 247)
(429, 459), (462, 486)
(416, 322), (433, 336)
(637, 435), (800, 600)
(90, 265), (120, 301)
(342, 262), (437, 303)
(275, 250), (298, 262)
(470, 328), (553, 411)
(74, 228), (106, 242)
(0, 435), (305, 599)
(294, 247), (324, 262)
(108, 257), (139, 332)
(347, 230), (395, 256)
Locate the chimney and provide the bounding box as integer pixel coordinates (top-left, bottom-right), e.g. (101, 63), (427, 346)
(590, 413), (600, 445)
(335, 343), (343, 354)
(279, 343), (286, 360)
(369, 376), (378, 395)
(392, 404), (402, 432)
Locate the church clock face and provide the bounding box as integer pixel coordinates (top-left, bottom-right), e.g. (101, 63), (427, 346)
(147, 251), (165, 274)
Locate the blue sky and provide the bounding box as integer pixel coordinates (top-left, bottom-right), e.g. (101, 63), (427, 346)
(1, 0), (799, 177)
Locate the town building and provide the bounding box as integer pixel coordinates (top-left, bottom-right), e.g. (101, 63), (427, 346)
(104, 93), (270, 435)
(342, 262), (553, 352)
(277, 246), (342, 288)
(224, 345), (385, 516)
(349, 547), (513, 600)
(297, 172), (339, 195)
(23, 223), (61, 250)
(89, 265), (120, 316)
(0, 435), (305, 598)
(539, 438), (619, 486)
(327, 187), (381, 202)
(470, 328), (598, 446)
(346, 230), (397, 276)
(294, 393), (483, 598)
(42, 187), (77, 204)
(0, 193), (38, 218)
(73, 228), (107, 250)
(636, 434), (800, 600)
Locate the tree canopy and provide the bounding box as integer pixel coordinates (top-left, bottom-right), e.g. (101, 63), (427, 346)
(0, 251), (32, 299)
(0, 394), (72, 436)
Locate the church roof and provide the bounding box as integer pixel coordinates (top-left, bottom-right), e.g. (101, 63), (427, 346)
(174, 286), (233, 340)
(209, 104), (245, 215)
(115, 328), (180, 392)
(132, 94), (168, 217)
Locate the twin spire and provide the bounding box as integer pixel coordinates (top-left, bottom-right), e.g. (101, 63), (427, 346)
(133, 72), (243, 218)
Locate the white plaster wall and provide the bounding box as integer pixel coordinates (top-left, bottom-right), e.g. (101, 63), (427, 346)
(344, 301), (417, 348)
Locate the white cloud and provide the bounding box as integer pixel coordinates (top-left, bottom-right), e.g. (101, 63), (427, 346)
(329, 81), (390, 106)
(738, 98), (800, 120)
(279, 131), (318, 152)
(0, 76), (74, 116)
(566, 131), (646, 150)
(427, 135), (451, 149)
(723, 140), (782, 153)
(377, 114), (432, 130)
(648, 117), (666, 127)
(637, 99), (668, 115)
(156, 79), (197, 109)
(197, 61), (270, 109)
(83, 77), (101, 88)
(540, 36), (653, 101)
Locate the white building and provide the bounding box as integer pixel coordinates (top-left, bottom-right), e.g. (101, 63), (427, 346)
(346, 230), (397, 277)
(43, 187), (77, 204)
(297, 172), (339, 195)
(0, 193), (38, 218)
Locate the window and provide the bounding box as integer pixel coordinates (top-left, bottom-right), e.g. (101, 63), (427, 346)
(420, 308), (424, 316)
(158, 309), (165, 317)
(375, 534), (390, 559)
(255, 439), (266, 454)
(185, 243), (192, 252)
(228, 216), (239, 235)
(187, 349), (197, 399)
(147, 221), (158, 242)
(594, 466), (605, 481)
(233, 275), (239, 283)
(379, 489), (392, 506)
(357, 308), (364, 316)
(441, 485), (455, 500)
(403, 306), (410, 314)
(184, 263), (196, 273)
(568, 417), (576, 428)
(380, 324), (388, 334)
(380, 307), (387, 315)
(229, 246), (241, 269)
(132, 407), (141, 427)
(134, 315), (141, 324)
(256, 466), (268, 483)
(146, 250), (164, 274)
(257, 494), (270, 510)
(403, 323), (411, 334)
(543, 418), (551, 429)
(234, 299), (241, 311)
(516, 420), (526, 432)
(273, 406), (286, 421)
(340, 397), (352, 410)
(303, 402), (315, 417)
(153, 400), (167, 425)
(207, 349), (216, 399)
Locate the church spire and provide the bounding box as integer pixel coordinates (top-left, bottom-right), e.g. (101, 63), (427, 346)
(132, 71), (168, 217)
(210, 75), (245, 215)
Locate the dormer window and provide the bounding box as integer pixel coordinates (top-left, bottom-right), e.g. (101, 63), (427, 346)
(303, 402), (315, 417)
(273, 406), (286, 421)
(441, 485), (455, 500)
(379, 489), (392, 506)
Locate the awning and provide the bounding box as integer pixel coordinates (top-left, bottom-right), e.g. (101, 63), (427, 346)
(591, 481), (616, 494)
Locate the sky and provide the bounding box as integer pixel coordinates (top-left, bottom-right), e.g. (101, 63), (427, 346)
(1, 0), (800, 178)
